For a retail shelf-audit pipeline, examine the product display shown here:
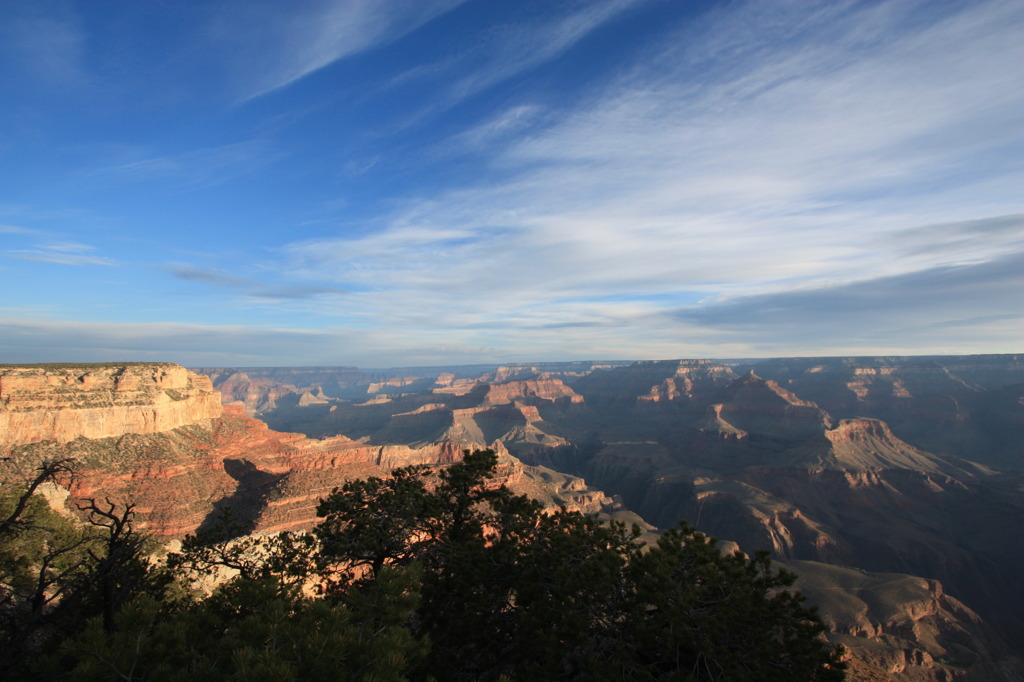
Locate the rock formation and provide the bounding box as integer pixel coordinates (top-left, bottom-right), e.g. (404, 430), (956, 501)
(790, 560), (1024, 680)
(1, 364), (624, 542)
(209, 371), (299, 414)
(480, 379), (584, 406)
(0, 363), (221, 446)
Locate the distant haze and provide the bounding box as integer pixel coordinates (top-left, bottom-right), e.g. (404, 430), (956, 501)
(1, 0), (1021, 366)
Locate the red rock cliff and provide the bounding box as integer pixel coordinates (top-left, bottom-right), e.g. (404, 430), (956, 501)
(482, 379), (583, 405)
(0, 363), (222, 446)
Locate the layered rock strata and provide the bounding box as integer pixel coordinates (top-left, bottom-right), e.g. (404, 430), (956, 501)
(9, 404), (481, 538)
(0, 363), (221, 446)
(1, 364), (617, 540)
(790, 561), (1024, 681)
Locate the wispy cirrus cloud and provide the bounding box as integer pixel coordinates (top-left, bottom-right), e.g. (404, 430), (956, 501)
(442, 0), (641, 104)
(385, 0), (643, 125)
(279, 0), (1023, 353)
(2, 0), (1020, 365)
(96, 140), (277, 189)
(7, 242), (115, 267)
(0, 225), (36, 235)
(212, 0), (466, 101)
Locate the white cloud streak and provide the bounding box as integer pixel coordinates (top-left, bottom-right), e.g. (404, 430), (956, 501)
(443, 0), (640, 103)
(7, 242), (115, 267)
(275, 0), (1023, 358)
(95, 140), (277, 189)
(384, 0), (644, 126)
(216, 0), (466, 101)
(0, 225), (36, 235)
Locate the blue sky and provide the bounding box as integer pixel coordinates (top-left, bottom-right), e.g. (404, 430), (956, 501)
(1, 0), (1021, 367)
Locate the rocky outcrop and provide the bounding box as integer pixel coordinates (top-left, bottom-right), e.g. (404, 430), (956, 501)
(711, 371), (832, 442)
(822, 418), (982, 475)
(482, 379), (583, 406)
(366, 377), (424, 394)
(211, 371), (298, 414)
(47, 406), (596, 538)
(637, 361), (738, 403)
(6, 402), (487, 538)
(572, 359), (737, 407)
(743, 355), (1024, 470)
(501, 357), (1024, 658)
(789, 560), (1024, 681)
(485, 362), (630, 384)
(0, 363), (221, 446)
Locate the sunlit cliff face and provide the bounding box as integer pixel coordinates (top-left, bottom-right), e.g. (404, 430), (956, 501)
(0, 363), (222, 446)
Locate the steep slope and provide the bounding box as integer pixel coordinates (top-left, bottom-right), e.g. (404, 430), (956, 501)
(211, 371), (301, 414)
(789, 560), (1024, 680)
(709, 370), (833, 443)
(819, 418), (984, 475)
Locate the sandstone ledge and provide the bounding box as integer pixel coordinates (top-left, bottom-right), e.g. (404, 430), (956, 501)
(0, 363), (222, 446)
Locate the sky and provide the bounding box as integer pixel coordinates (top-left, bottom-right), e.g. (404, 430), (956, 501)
(1, 0), (1021, 368)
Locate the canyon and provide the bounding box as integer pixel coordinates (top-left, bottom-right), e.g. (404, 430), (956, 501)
(2, 356), (1022, 680)
(0, 364), (637, 539)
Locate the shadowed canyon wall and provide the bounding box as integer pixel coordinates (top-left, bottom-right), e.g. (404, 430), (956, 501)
(215, 355), (1023, 679)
